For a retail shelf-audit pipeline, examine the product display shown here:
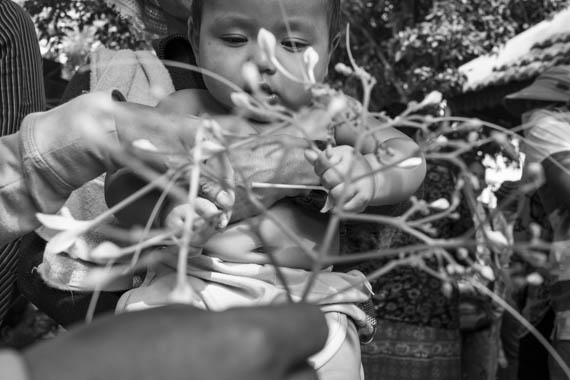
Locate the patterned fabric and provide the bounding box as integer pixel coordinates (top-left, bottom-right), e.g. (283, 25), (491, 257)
(341, 161), (469, 329)
(339, 160), (468, 379)
(0, 0), (45, 324)
(361, 320), (461, 380)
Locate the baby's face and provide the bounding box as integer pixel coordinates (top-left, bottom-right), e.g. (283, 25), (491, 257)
(193, 0), (331, 111)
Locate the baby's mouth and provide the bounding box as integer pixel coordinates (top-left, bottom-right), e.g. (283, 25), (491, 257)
(258, 83), (279, 105)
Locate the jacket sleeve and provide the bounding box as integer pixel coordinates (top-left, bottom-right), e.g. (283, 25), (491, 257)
(0, 349), (28, 380)
(0, 96), (119, 246)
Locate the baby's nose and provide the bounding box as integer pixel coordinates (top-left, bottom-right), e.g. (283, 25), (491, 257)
(252, 49), (276, 75)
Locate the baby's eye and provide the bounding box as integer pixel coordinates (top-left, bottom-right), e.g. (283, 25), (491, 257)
(221, 35), (247, 46)
(281, 39), (309, 52)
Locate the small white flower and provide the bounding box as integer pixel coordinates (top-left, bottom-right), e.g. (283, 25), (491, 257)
(396, 156), (423, 169)
(231, 92), (256, 110)
(441, 282), (454, 298)
(36, 208), (92, 255)
(446, 264), (465, 274)
(526, 273), (544, 286)
(258, 28), (277, 62)
(419, 91), (443, 107)
(478, 264), (496, 281)
(335, 63), (353, 76)
(36, 209), (90, 231)
(242, 62), (261, 92)
(169, 282), (196, 304)
(89, 241), (124, 262)
(436, 135), (448, 144)
(456, 248), (469, 260)
(303, 47), (319, 83)
(484, 228), (509, 248)
(326, 96), (347, 118)
(526, 162), (545, 186)
(429, 198), (450, 210)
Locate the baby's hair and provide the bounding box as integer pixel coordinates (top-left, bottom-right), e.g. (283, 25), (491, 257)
(189, 0), (342, 44)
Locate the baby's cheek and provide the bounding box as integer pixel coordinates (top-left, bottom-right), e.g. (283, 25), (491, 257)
(281, 83), (313, 110)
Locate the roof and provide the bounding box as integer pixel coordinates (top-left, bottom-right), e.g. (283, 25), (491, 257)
(459, 7), (570, 94)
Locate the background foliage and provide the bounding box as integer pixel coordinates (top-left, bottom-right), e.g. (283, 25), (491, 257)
(332, 0), (569, 112)
(22, 0), (569, 107)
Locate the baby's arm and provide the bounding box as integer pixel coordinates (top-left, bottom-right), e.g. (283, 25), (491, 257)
(204, 199), (335, 269)
(307, 115), (426, 212)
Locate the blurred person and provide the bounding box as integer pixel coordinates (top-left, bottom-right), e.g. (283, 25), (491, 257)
(504, 64), (570, 380)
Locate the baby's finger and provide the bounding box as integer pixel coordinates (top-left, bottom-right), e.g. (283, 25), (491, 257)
(304, 149), (319, 164)
(193, 198), (221, 218)
(317, 153), (343, 177)
(329, 184), (357, 205)
(320, 168), (344, 189)
(304, 150), (340, 177)
(200, 176), (235, 211)
(342, 193), (368, 213)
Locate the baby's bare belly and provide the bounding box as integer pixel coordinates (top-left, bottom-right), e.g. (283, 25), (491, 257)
(204, 199), (338, 270)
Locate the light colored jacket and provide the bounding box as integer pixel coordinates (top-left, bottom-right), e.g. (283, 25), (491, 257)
(0, 93), (118, 247)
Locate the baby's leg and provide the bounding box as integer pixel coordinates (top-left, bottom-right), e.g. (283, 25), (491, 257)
(317, 316), (363, 380)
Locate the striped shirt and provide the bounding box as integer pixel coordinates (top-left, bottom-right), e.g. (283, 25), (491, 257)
(0, 0), (45, 323)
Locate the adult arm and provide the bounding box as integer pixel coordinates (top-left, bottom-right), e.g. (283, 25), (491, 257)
(0, 91), (215, 246)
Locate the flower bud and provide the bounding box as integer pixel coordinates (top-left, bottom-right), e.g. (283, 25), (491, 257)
(258, 28), (277, 62)
(526, 272), (544, 286)
(419, 91), (443, 107)
(441, 282), (454, 298)
(335, 62), (353, 76)
(303, 47), (319, 83)
(429, 198), (450, 210)
(456, 248), (469, 260)
(242, 62), (261, 92)
(132, 139), (158, 152)
(326, 96), (348, 118)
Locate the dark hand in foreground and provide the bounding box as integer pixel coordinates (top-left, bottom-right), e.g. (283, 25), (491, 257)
(23, 303), (327, 380)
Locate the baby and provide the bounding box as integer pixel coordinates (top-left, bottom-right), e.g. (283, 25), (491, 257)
(112, 0), (426, 379)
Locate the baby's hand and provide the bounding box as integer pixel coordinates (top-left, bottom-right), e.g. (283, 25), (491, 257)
(305, 146), (375, 213)
(164, 197), (224, 248)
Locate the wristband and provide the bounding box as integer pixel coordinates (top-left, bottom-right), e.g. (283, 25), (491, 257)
(0, 349), (29, 380)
